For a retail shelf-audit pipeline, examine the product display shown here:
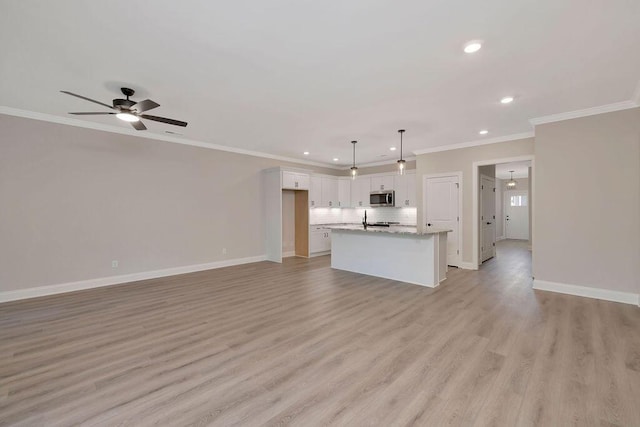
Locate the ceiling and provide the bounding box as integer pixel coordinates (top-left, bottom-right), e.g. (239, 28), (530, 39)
(1, 1), (639, 167)
(496, 161), (531, 179)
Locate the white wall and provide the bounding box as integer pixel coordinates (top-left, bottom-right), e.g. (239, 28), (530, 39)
(534, 107), (640, 296)
(495, 178), (504, 239)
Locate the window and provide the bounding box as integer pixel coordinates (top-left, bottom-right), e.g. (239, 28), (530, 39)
(510, 195), (527, 207)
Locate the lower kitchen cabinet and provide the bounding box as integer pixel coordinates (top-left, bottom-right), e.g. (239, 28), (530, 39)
(309, 226), (331, 254)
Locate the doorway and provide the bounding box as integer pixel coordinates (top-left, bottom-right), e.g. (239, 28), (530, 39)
(423, 173), (462, 267)
(472, 155), (534, 269)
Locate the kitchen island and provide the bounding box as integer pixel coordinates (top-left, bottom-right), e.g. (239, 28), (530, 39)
(329, 225), (451, 288)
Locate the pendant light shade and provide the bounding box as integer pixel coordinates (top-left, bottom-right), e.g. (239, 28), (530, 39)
(397, 129), (406, 175)
(350, 140), (358, 180)
(506, 170), (517, 189)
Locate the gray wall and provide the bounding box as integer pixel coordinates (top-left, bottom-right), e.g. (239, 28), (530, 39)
(534, 107), (640, 294)
(0, 114), (337, 292)
(416, 138), (535, 264)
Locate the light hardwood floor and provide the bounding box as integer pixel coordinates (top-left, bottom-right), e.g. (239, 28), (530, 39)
(1, 240), (639, 426)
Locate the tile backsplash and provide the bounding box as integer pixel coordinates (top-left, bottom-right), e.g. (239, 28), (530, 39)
(310, 207), (417, 225)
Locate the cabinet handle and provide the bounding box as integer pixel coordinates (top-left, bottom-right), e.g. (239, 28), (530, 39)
(311, 201), (315, 206)
(295, 181), (298, 188)
(381, 185), (384, 190)
(329, 201), (332, 207)
(359, 201), (362, 206)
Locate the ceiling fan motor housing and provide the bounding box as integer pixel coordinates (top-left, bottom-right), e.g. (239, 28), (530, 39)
(113, 98), (136, 110)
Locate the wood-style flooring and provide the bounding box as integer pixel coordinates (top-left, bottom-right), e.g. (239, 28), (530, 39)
(1, 240), (639, 426)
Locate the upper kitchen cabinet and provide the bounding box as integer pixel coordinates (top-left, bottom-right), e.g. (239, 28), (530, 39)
(370, 175), (395, 192)
(282, 171), (310, 190)
(394, 171), (417, 207)
(321, 177), (339, 207)
(351, 176), (371, 207)
(338, 178), (351, 208)
(309, 176), (322, 207)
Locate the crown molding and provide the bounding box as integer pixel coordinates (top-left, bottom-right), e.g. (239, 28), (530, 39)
(529, 100), (638, 126)
(412, 132), (534, 156)
(0, 106), (342, 170)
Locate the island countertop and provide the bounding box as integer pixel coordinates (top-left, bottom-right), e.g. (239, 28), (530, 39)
(327, 225), (451, 236)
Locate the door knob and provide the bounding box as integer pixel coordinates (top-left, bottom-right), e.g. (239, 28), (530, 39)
(486, 222), (492, 225)
(427, 223), (432, 226)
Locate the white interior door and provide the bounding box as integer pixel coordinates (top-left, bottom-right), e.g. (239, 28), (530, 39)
(505, 190), (529, 240)
(424, 175), (460, 267)
(480, 175), (496, 262)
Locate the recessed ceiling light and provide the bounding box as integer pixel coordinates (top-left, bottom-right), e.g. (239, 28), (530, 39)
(333, 158), (339, 162)
(303, 151), (309, 155)
(389, 147), (396, 151)
(463, 41), (482, 53)
(500, 96), (514, 104)
(479, 130), (489, 135)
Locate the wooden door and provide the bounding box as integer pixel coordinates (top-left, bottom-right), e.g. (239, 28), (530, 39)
(425, 175), (460, 267)
(505, 190), (529, 240)
(480, 175), (496, 262)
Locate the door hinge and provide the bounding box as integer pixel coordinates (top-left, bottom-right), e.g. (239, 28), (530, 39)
(481, 185), (484, 190)
(493, 242), (495, 246)
(493, 188), (496, 192)
(455, 183), (459, 188)
(457, 250), (459, 254)
(493, 215), (495, 219)
(457, 216), (459, 221)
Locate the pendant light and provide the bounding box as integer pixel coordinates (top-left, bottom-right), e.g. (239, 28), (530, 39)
(506, 170), (517, 189)
(350, 140), (358, 179)
(397, 129), (406, 175)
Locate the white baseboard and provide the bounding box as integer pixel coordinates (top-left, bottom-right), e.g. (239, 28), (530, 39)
(309, 251), (331, 258)
(460, 262), (479, 270)
(496, 235), (506, 242)
(0, 255), (267, 303)
(533, 279), (639, 306)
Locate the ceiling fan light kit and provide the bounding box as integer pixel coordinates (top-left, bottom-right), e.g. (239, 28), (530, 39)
(61, 87), (188, 131)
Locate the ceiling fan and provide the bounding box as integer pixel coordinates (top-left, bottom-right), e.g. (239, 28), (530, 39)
(60, 87), (188, 131)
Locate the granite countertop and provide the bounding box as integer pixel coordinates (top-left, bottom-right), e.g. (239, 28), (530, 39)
(327, 225), (451, 235)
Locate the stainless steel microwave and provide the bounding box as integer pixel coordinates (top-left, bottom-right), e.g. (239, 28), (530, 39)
(370, 190), (395, 207)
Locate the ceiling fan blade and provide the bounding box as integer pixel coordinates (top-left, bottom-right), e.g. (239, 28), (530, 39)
(60, 91), (114, 109)
(140, 114), (188, 127)
(69, 112), (117, 115)
(133, 99), (160, 113)
(130, 120), (147, 131)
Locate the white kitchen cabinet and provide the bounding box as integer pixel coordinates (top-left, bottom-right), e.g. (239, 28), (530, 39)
(394, 171), (417, 207)
(309, 226), (331, 253)
(282, 171), (309, 190)
(351, 177), (371, 208)
(321, 177), (339, 207)
(370, 175), (395, 192)
(338, 178), (351, 208)
(309, 176), (322, 208)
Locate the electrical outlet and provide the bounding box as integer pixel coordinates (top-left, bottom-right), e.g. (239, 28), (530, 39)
(222, 248), (227, 255)
(112, 260), (119, 268)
